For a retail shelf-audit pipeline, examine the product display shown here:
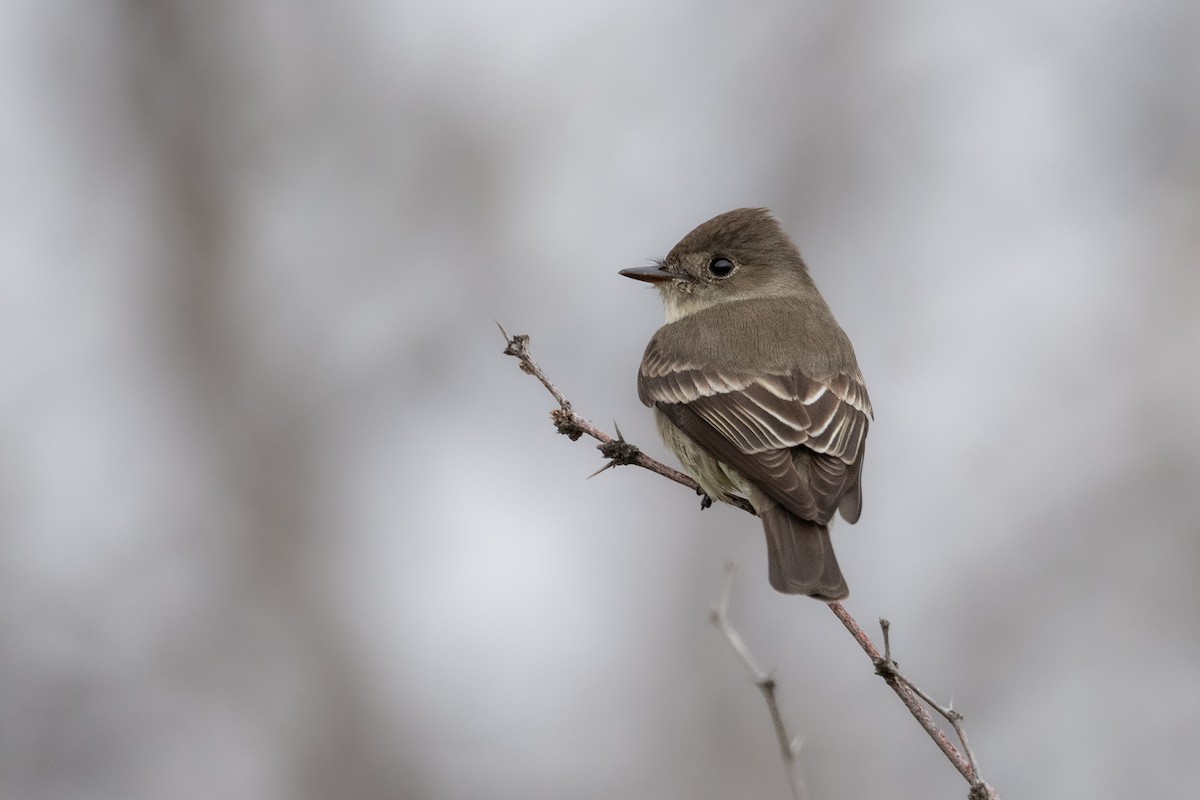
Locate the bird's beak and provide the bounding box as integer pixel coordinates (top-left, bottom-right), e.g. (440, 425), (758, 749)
(619, 265), (673, 284)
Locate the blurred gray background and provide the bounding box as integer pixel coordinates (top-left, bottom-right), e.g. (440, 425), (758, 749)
(4, 1), (1198, 798)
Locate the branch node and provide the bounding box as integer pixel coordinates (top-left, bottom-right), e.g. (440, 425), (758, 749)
(969, 781), (1000, 800)
(587, 423), (642, 478)
(597, 433), (641, 465)
(550, 407), (585, 440)
(500, 327), (532, 363)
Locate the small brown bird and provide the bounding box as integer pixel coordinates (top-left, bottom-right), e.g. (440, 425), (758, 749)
(620, 208), (871, 600)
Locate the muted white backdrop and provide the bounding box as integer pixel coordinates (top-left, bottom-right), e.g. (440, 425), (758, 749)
(3, 1), (1199, 798)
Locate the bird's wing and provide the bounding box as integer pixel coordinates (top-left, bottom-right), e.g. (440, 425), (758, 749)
(640, 366), (871, 523)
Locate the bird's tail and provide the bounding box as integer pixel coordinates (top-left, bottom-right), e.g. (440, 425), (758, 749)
(760, 503), (848, 601)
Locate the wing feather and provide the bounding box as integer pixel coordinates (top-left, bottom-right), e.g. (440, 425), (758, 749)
(641, 365), (871, 524)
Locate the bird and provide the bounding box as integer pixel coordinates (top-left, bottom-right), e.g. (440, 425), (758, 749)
(620, 208), (871, 600)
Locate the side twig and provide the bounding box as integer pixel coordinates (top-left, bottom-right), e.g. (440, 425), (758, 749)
(710, 562), (805, 800)
(824, 606), (998, 799)
(501, 327), (998, 799)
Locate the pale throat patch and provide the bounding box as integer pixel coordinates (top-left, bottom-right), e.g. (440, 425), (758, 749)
(661, 284), (718, 322)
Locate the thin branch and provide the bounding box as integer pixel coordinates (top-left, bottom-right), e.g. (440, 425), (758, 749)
(876, 619), (994, 799)
(710, 562), (804, 800)
(824, 605), (997, 797)
(501, 326), (998, 799)
(499, 323), (753, 514)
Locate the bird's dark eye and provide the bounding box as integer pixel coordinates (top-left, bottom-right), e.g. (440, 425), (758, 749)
(708, 257), (734, 277)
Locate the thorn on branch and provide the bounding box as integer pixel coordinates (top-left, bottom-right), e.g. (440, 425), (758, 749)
(596, 422), (641, 466)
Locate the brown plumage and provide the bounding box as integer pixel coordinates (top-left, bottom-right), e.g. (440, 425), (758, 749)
(621, 208), (871, 600)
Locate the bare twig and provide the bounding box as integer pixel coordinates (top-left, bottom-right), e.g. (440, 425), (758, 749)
(501, 326), (998, 799)
(499, 323), (753, 514)
(875, 619), (995, 799)
(825, 605), (997, 797)
(710, 563), (804, 800)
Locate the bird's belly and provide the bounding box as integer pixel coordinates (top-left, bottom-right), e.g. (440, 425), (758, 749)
(653, 409), (750, 503)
